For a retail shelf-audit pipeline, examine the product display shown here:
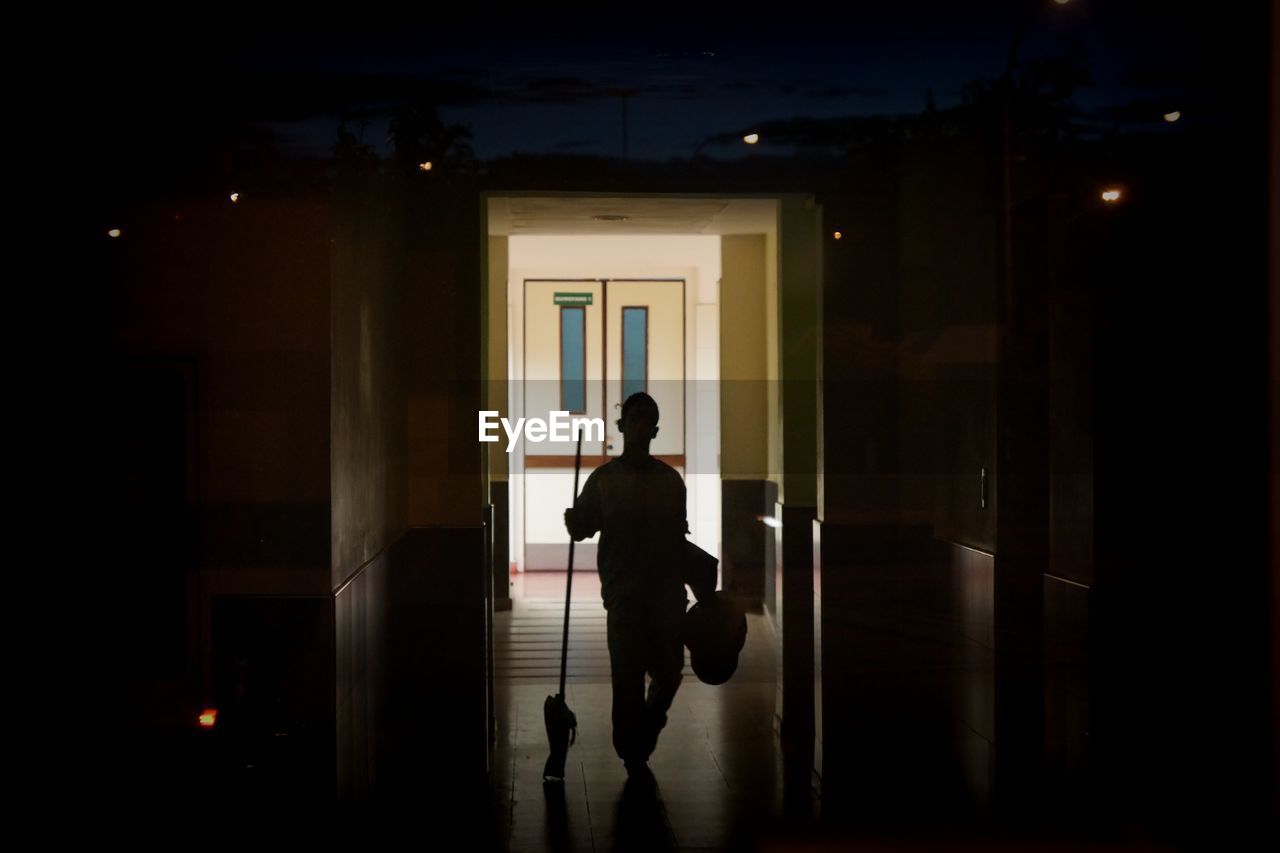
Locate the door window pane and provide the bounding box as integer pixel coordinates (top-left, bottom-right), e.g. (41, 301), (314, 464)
(560, 307), (586, 413)
(622, 307), (647, 400)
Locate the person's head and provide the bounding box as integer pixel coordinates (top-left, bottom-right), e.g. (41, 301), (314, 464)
(617, 392), (659, 444)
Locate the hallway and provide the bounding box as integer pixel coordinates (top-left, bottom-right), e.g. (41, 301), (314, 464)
(491, 573), (807, 852)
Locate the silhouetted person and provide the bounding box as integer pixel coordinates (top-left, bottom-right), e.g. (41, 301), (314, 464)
(564, 392), (687, 784)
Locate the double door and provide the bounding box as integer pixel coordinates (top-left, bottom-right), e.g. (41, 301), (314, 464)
(523, 279), (685, 463)
(520, 278), (685, 569)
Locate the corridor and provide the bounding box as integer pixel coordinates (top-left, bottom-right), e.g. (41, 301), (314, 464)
(491, 573), (807, 852)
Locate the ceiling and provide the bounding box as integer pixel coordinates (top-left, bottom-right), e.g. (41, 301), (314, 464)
(487, 195), (778, 237)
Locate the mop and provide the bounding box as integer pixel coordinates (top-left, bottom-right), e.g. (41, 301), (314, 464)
(542, 432), (582, 783)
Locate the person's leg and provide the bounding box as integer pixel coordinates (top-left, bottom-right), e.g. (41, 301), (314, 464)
(607, 607), (649, 766)
(641, 602), (686, 757)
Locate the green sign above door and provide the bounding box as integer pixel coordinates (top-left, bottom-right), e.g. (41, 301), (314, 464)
(554, 292), (593, 306)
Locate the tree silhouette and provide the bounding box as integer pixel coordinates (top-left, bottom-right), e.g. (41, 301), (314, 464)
(333, 121), (381, 176)
(387, 101), (476, 178)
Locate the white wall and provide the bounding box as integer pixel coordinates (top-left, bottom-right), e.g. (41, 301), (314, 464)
(508, 235), (721, 569)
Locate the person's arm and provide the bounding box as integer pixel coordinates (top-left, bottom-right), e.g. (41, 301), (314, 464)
(564, 469), (602, 541)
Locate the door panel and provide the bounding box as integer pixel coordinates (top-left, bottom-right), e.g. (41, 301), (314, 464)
(604, 280), (684, 457)
(523, 280), (605, 457)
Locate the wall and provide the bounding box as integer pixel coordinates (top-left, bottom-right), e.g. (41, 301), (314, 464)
(487, 235), (512, 608)
(109, 197), (333, 584)
(487, 236), (510, 483)
(333, 177), (488, 801)
(406, 188), (485, 526)
(100, 191), (333, 801)
(772, 196), (822, 780)
(814, 137), (1001, 819)
(898, 135), (998, 551)
(331, 177), (408, 590)
(721, 235), (769, 477)
(720, 234), (772, 607)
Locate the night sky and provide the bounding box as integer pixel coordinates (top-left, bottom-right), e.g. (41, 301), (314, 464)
(78, 2), (1254, 200)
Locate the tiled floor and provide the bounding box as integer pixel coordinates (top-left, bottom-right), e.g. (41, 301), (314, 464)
(492, 572), (808, 852)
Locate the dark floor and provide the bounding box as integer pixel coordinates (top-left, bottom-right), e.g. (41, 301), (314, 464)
(492, 572), (813, 852)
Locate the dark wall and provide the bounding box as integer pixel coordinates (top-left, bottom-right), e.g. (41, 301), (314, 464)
(898, 136), (999, 551)
(1080, 113), (1275, 843)
(822, 130), (998, 548)
(405, 189), (484, 527)
(335, 526), (488, 809)
(819, 144), (910, 530)
(112, 198), (332, 577)
(331, 173), (489, 801)
(722, 480), (772, 609)
(331, 177), (409, 590)
(98, 193), (333, 801)
(814, 525), (978, 822)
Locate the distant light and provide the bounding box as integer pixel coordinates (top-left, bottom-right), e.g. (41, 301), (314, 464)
(833, 231), (843, 240)
(756, 514), (781, 529)
(229, 192), (240, 203)
(107, 228), (122, 239)
(1101, 189), (1122, 203)
(419, 161), (433, 172)
(743, 133), (760, 145)
(198, 709), (218, 728)
(1163, 111), (1181, 123)
(1052, 0), (1071, 5)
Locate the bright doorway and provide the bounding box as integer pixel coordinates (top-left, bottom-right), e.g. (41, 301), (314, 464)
(506, 235), (720, 577)
(484, 195), (786, 605)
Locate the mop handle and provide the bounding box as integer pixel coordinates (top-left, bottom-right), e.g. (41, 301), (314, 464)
(558, 432), (583, 698)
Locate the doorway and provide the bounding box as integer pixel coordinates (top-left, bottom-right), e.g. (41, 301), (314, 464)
(483, 194), (800, 610)
(503, 232), (722, 584)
